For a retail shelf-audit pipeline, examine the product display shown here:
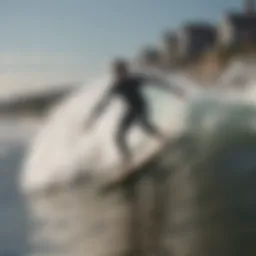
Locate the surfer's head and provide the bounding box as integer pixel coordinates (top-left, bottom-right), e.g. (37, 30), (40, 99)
(112, 58), (129, 80)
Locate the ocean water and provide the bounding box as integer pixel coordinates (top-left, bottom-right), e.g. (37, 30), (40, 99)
(2, 70), (256, 255)
(0, 72), (191, 255)
(0, 120), (37, 255)
(4, 100), (256, 256)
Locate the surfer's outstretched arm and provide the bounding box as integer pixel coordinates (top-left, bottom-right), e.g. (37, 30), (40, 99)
(86, 88), (114, 129)
(143, 75), (186, 99)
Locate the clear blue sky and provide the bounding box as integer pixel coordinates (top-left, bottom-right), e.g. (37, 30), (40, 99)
(0, 0), (242, 88)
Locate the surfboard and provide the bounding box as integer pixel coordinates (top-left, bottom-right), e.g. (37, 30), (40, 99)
(100, 139), (169, 194)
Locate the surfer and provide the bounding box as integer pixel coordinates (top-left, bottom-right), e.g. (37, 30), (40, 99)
(86, 59), (185, 162)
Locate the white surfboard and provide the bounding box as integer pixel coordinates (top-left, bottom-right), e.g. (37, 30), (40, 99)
(100, 139), (169, 194)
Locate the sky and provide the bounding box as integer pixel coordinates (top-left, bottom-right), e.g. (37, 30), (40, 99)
(0, 0), (242, 90)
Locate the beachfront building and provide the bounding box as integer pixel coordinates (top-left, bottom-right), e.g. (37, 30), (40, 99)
(218, 0), (256, 46)
(177, 22), (217, 62)
(135, 46), (163, 68)
(161, 31), (180, 68)
(218, 13), (256, 46)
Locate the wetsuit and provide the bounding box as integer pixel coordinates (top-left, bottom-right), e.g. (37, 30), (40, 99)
(109, 75), (161, 159)
(88, 74), (179, 159)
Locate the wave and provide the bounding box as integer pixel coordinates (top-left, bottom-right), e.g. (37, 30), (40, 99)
(20, 68), (256, 194)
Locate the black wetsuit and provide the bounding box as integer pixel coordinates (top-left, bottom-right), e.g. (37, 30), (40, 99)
(108, 75), (161, 159)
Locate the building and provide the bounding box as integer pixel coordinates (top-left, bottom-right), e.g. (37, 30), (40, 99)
(244, 0), (255, 14)
(161, 31), (179, 67)
(135, 46), (163, 68)
(218, 13), (256, 46)
(177, 22), (217, 62)
(218, 0), (256, 46)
